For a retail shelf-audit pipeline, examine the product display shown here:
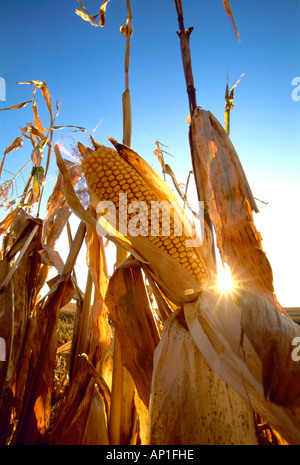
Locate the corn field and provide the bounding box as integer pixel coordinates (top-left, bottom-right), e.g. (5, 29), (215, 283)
(0, 0), (300, 447)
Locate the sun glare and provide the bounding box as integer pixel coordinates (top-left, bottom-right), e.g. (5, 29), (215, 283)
(218, 265), (234, 293)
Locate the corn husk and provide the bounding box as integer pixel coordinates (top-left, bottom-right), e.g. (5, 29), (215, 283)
(184, 288), (300, 444)
(190, 108), (283, 311)
(147, 309), (258, 445)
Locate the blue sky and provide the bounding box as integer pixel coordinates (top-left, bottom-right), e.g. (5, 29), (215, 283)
(0, 0), (299, 306)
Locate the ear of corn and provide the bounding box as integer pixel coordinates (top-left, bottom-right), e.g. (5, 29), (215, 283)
(79, 138), (212, 305)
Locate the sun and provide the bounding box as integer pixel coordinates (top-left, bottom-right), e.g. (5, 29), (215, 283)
(217, 265), (234, 293)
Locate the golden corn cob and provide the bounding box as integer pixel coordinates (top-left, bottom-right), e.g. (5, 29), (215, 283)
(79, 139), (207, 289)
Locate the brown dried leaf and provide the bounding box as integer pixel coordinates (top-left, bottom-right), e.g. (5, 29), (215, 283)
(105, 260), (160, 406)
(0, 137), (23, 178)
(46, 274), (75, 308)
(54, 145), (97, 231)
(75, 2), (99, 26)
(15, 275), (73, 444)
(0, 208), (20, 236)
(3, 137), (23, 157)
(0, 100), (33, 111)
(75, 0), (110, 27)
(32, 101), (45, 138)
(83, 208), (111, 364)
(39, 245), (64, 274)
(0, 260), (14, 401)
(5, 210), (41, 260)
(99, 0), (110, 26)
(82, 385), (109, 445)
(16, 80), (53, 117)
(49, 365), (93, 445)
(222, 0), (240, 41)
(43, 158), (82, 248)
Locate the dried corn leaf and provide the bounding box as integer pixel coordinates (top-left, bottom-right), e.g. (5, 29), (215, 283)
(14, 276), (71, 444)
(0, 137), (23, 178)
(75, 0), (110, 27)
(32, 101), (45, 139)
(46, 274), (75, 308)
(147, 309), (258, 445)
(11, 316), (35, 419)
(14, 220), (86, 443)
(85, 218), (111, 361)
(43, 161), (81, 248)
(184, 289), (300, 444)
(190, 108), (283, 310)
(221, 0), (240, 41)
(0, 260), (14, 401)
(49, 365), (93, 445)
(105, 259), (160, 406)
(39, 246), (64, 274)
(82, 385), (109, 445)
(0, 100), (33, 111)
(133, 388), (148, 445)
(4, 210), (41, 261)
(0, 208), (20, 236)
(16, 80), (52, 117)
(7, 248), (33, 385)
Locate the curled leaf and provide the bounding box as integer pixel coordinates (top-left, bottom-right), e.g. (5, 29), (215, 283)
(0, 137), (23, 178)
(0, 100), (33, 111)
(75, 0), (110, 27)
(4, 137), (23, 157)
(16, 80), (52, 117)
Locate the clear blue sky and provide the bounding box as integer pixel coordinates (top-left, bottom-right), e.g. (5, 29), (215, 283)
(0, 0), (299, 306)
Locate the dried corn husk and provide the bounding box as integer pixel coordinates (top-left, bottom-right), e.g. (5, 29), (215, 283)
(190, 108), (283, 311)
(147, 309), (258, 445)
(184, 288), (300, 444)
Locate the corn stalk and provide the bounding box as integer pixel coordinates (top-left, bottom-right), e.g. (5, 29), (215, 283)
(173, 0), (217, 269)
